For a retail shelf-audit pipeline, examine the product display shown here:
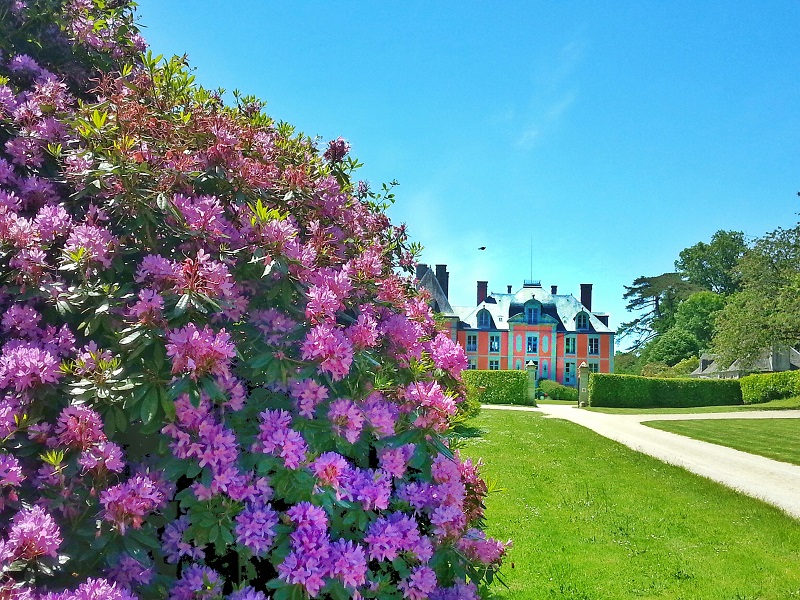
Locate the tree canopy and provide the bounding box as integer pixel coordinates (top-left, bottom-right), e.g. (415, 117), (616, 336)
(713, 222), (800, 366)
(674, 230), (748, 295)
(617, 272), (704, 350)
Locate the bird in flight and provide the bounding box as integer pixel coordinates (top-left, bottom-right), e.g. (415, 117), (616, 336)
(478, 246), (486, 250)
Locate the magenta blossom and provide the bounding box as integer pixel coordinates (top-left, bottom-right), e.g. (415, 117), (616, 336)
(166, 323), (236, 379)
(5, 505), (62, 560)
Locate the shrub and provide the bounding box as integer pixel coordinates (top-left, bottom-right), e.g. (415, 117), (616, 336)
(538, 379), (578, 401)
(740, 371), (800, 404)
(589, 374), (742, 408)
(463, 370), (531, 406)
(0, 3), (507, 599)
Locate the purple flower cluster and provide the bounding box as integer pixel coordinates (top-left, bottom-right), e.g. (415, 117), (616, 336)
(2, 505), (62, 561)
(0, 3), (508, 596)
(161, 394), (253, 500)
(276, 502), (368, 597)
(252, 409), (308, 469)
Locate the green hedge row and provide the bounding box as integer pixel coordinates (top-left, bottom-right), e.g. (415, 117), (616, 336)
(462, 370), (532, 406)
(740, 371), (800, 404)
(538, 379), (579, 401)
(588, 373), (742, 408)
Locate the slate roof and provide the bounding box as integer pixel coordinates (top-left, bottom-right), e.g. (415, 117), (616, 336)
(452, 284), (614, 333)
(692, 348), (800, 378)
(416, 267), (456, 316)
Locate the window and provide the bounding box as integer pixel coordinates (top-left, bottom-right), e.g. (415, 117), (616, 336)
(526, 306), (540, 324)
(576, 312), (589, 330)
(489, 334), (501, 353)
(589, 362), (600, 374)
(588, 336), (600, 355)
(468, 359), (477, 370)
(564, 361), (575, 385)
(565, 336), (576, 355)
(477, 310), (491, 329)
(489, 359), (500, 370)
(466, 334), (477, 352)
(526, 334), (538, 354)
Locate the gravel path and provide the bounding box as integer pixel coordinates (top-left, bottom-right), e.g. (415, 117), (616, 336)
(483, 404), (800, 519)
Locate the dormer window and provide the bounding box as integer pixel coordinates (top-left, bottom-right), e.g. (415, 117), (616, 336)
(575, 312), (589, 330)
(526, 306), (540, 324)
(477, 309), (491, 329)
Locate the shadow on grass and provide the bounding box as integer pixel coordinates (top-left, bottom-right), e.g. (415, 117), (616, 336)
(453, 423), (486, 438)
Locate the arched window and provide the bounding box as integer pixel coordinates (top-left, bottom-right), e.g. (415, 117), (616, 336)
(575, 312), (589, 330)
(477, 310), (491, 329)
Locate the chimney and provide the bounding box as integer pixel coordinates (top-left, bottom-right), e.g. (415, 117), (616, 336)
(507, 285), (512, 294)
(435, 264), (449, 298)
(580, 283), (593, 312)
(415, 263), (428, 281)
(477, 281), (488, 305)
(551, 285), (558, 295)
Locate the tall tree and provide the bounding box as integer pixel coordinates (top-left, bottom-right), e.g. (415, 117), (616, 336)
(644, 327), (701, 366)
(617, 273), (704, 349)
(673, 291), (727, 349)
(713, 223), (800, 366)
(675, 230), (749, 294)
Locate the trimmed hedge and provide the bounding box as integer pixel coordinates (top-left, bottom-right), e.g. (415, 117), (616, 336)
(740, 371), (800, 404)
(538, 379), (579, 401)
(462, 370), (532, 406)
(589, 373), (742, 408)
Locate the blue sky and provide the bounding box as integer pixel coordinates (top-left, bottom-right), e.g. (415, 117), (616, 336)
(136, 1), (799, 347)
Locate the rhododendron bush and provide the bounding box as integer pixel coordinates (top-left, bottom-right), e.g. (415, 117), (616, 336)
(0, 1), (508, 599)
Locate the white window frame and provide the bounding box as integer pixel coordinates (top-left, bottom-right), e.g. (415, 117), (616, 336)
(489, 334), (501, 353)
(588, 336), (600, 355)
(489, 359), (500, 370)
(576, 312), (589, 330)
(466, 334), (477, 352)
(526, 333), (538, 354)
(477, 310), (491, 329)
(565, 335), (576, 355)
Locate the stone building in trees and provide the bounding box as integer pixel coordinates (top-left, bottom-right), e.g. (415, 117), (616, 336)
(416, 265), (615, 385)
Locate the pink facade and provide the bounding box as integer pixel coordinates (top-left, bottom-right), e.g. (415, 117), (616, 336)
(418, 268), (614, 386)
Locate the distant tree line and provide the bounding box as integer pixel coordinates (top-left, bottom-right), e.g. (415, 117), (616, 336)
(616, 223), (800, 377)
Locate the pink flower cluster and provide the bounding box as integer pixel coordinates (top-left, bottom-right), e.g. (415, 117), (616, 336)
(427, 332), (469, 378)
(301, 322), (354, 381)
(99, 473), (169, 534)
(166, 323), (236, 379)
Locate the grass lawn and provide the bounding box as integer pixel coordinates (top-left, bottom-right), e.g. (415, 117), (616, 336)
(588, 395), (800, 415)
(643, 418), (800, 465)
(460, 409), (800, 600)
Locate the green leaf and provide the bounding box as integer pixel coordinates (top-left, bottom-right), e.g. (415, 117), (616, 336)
(114, 406), (128, 433)
(174, 294), (190, 316)
(160, 388), (176, 421)
(119, 329), (142, 346)
(140, 388), (159, 425)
